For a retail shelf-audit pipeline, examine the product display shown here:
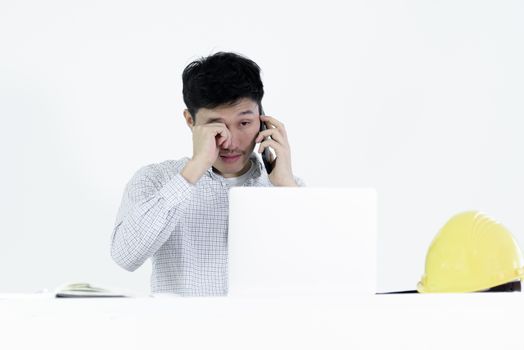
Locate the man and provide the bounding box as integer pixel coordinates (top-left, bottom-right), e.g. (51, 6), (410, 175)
(110, 52), (304, 296)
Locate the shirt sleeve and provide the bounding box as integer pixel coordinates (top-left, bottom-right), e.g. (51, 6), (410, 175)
(110, 164), (193, 272)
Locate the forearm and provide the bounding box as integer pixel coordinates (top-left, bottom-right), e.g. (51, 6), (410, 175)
(110, 173), (192, 271)
(180, 159), (208, 185)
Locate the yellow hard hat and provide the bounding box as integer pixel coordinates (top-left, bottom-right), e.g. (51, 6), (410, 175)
(417, 211), (524, 293)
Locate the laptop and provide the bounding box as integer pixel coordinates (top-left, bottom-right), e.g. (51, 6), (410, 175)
(227, 187), (377, 297)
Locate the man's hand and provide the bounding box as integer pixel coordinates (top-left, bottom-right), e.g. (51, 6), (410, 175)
(256, 115), (297, 186)
(181, 123), (231, 184)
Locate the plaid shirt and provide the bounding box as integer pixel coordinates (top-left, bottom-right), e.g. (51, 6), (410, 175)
(110, 153), (304, 296)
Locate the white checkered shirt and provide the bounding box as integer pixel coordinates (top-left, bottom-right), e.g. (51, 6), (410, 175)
(110, 153), (304, 296)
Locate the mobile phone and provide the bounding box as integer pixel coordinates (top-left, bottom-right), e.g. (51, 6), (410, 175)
(259, 105), (273, 174)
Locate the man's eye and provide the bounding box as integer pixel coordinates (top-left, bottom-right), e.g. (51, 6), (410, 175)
(240, 121), (251, 126)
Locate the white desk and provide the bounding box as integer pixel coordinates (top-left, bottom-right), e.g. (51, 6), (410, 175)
(0, 293), (521, 349)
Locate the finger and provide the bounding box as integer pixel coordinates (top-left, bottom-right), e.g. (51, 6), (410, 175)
(213, 126), (231, 147)
(258, 139), (286, 157)
(257, 143), (276, 160)
(205, 122), (229, 139)
(256, 128), (285, 145)
(216, 135), (228, 147)
(260, 115), (286, 132)
(220, 135), (231, 149)
(260, 116), (287, 139)
(215, 131), (225, 146)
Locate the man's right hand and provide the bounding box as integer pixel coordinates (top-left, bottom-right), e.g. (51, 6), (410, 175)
(181, 123), (231, 184)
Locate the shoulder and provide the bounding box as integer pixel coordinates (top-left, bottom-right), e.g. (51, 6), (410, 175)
(128, 157), (190, 190)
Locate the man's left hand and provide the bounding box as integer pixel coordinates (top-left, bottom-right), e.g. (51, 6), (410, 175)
(256, 115), (297, 186)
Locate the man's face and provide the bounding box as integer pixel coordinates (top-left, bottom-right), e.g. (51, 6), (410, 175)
(190, 98), (260, 178)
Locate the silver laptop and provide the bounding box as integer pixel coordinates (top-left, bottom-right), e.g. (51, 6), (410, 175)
(227, 187), (377, 297)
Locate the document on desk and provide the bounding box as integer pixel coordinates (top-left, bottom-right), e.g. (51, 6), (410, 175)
(55, 282), (131, 298)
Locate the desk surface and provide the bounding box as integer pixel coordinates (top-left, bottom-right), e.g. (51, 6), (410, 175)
(1, 293), (522, 349)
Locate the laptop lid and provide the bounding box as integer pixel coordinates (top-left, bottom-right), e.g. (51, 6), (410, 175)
(227, 187), (377, 297)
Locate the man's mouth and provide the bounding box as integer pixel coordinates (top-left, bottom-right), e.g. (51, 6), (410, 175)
(220, 154), (242, 163)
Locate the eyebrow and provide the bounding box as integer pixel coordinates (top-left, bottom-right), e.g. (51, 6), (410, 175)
(205, 117), (225, 124)
(238, 109), (255, 116)
(205, 110), (256, 124)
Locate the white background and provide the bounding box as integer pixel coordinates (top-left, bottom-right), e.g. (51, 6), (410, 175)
(1, 0), (523, 294)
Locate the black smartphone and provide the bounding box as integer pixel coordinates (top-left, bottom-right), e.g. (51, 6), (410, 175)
(259, 105), (273, 174)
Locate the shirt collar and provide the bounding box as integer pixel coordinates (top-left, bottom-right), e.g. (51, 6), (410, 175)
(206, 152), (264, 182)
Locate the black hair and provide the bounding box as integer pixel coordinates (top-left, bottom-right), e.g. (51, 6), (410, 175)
(182, 51), (264, 121)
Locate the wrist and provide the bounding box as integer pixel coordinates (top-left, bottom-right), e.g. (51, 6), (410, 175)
(281, 179), (298, 187)
(270, 175), (298, 187)
(181, 159), (209, 184)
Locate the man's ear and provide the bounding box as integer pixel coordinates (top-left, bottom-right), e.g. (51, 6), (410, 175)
(183, 109), (194, 130)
